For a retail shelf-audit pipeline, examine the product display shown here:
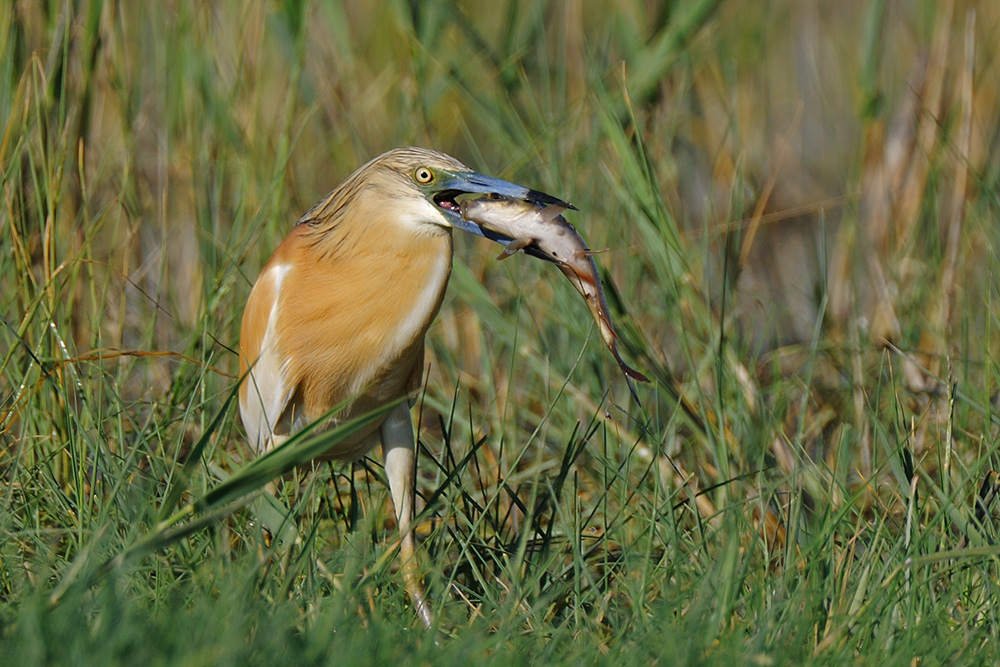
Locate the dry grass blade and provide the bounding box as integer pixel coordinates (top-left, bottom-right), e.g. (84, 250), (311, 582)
(939, 9), (976, 336)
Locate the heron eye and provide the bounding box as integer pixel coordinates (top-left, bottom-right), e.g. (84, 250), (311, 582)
(413, 166), (434, 184)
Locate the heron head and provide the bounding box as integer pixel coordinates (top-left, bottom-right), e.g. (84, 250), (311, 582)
(363, 147), (573, 239)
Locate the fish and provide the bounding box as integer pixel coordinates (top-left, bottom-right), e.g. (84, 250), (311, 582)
(460, 195), (650, 396)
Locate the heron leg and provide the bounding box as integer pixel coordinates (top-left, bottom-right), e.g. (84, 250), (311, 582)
(381, 403), (433, 629)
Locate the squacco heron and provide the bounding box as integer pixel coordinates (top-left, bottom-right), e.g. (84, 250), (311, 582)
(239, 147), (568, 628)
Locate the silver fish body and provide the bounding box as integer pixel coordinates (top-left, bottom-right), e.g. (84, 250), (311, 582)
(460, 196), (649, 387)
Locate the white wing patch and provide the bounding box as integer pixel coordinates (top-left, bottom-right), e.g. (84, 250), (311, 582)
(240, 264), (293, 452)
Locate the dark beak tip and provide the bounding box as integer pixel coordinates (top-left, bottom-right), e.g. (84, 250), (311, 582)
(526, 188), (578, 211)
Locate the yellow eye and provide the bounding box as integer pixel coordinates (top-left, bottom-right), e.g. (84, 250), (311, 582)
(413, 166), (434, 184)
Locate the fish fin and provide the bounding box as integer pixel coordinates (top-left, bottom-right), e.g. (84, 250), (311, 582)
(497, 237), (533, 260)
(573, 247), (608, 262)
(539, 205), (569, 223)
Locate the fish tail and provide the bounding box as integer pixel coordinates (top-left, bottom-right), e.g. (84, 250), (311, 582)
(611, 341), (650, 383)
(618, 359), (650, 383)
(623, 374), (642, 406)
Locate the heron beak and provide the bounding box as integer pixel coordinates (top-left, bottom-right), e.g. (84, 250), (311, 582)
(430, 169), (575, 240)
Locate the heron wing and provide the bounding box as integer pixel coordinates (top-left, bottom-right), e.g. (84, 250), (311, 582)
(239, 261), (296, 451)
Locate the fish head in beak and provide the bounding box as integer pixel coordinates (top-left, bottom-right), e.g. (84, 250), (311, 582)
(423, 168), (575, 240)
